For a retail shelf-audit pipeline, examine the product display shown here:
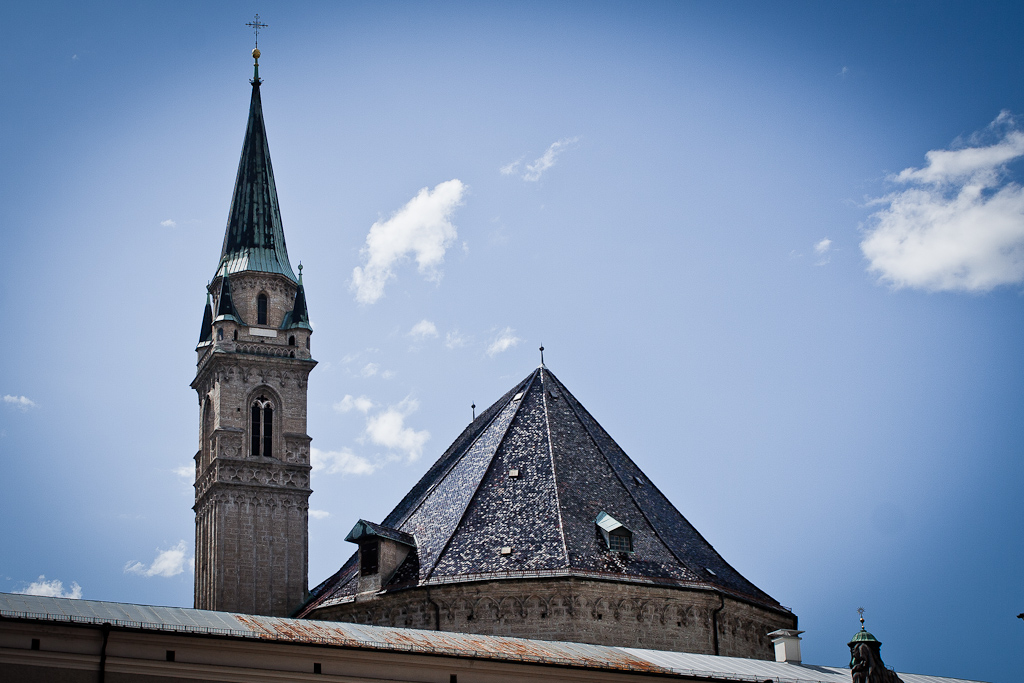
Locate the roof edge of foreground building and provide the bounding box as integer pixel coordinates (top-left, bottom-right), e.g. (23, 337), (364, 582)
(0, 594), (986, 683)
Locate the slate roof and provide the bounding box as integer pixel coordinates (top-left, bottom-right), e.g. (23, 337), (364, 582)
(0, 594), (986, 683)
(216, 67), (297, 282)
(301, 366), (788, 616)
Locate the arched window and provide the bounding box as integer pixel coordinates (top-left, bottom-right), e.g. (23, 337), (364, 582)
(250, 396), (274, 457)
(217, 327), (223, 341)
(288, 335), (295, 346)
(257, 293), (268, 325)
(233, 330), (238, 341)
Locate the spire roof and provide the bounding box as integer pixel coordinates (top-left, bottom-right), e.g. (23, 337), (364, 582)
(301, 367), (788, 616)
(214, 268), (242, 323)
(217, 56), (296, 282)
(198, 293), (213, 344)
(282, 265), (311, 330)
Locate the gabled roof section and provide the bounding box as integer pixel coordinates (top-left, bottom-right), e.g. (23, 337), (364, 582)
(302, 366), (785, 615)
(217, 69), (296, 282)
(345, 519), (416, 547)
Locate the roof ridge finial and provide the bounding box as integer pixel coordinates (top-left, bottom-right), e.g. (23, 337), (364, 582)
(539, 345), (545, 368)
(246, 14), (268, 84)
(858, 606), (865, 630)
(471, 402), (476, 420)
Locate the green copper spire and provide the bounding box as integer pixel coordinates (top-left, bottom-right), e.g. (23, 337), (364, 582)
(283, 263), (312, 330)
(216, 48), (297, 282)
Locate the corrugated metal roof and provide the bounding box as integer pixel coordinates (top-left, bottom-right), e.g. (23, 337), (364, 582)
(0, 594), (989, 683)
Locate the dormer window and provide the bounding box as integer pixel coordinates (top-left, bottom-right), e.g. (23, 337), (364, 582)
(596, 511), (633, 553)
(257, 293), (268, 325)
(250, 396), (273, 457)
(360, 539), (379, 576)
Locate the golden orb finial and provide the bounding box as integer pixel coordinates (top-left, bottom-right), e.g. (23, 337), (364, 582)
(252, 47), (261, 60)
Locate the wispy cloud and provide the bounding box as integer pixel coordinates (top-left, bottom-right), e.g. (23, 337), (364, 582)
(837, 66), (849, 77)
(445, 330), (467, 350)
(160, 219), (176, 228)
(173, 465), (193, 479)
(15, 575), (82, 599)
(814, 238), (832, 265)
(365, 398), (430, 462)
(309, 509), (330, 520)
(3, 395), (37, 411)
(351, 179), (466, 304)
(502, 138), (580, 182)
(124, 541), (190, 578)
(499, 157), (525, 176)
(361, 363), (379, 377)
(861, 112), (1024, 292)
(487, 327), (521, 357)
(311, 447), (378, 476)
(408, 319), (438, 339)
(334, 395), (374, 414)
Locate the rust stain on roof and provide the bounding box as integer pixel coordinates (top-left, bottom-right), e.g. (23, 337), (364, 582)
(232, 614), (671, 674)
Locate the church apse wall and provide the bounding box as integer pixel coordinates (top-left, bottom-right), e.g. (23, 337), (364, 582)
(310, 578), (794, 659)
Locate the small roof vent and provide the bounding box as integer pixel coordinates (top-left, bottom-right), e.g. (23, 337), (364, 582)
(595, 511), (633, 553)
(513, 392), (524, 401)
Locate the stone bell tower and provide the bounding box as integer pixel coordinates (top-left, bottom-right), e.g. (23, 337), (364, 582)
(191, 47), (315, 617)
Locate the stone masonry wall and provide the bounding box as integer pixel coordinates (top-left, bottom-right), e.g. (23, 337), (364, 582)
(193, 270), (314, 617)
(310, 577), (796, 659)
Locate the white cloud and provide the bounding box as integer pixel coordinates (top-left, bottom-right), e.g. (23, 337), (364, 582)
(351, 179), (466, 304)
(334, 395), (374, 414)
(361, 363), (379, 377)
(500, 157), (525, 175)
(514, 137), (580, 182)
(445, 330), (467, 350)
(814, 238), (832, 266)
(837, 66), (848, 77)
(309, 509), (331, 520)
(173, 465), (193, 478)
(124, 541), (190, 578)
(408, 319), (438, 339)
(487, 327), (521, 357)
(311, 447), (378, 476)
(364, 398), (430, 462)
(3, 395), (37, 410)
(15, 575), (82, 599)
(862, 112), (1024, 292)
(160, 219), (177, 228)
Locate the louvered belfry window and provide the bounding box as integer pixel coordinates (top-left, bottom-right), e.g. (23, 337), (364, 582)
(257, 293), (268, 325)
(250, 396), (273, 457)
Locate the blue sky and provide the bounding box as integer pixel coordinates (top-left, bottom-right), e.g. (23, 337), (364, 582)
(1, 2), (1022, 680)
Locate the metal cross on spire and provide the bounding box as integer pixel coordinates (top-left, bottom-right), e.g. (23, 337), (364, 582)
(246, 14), (268, 48)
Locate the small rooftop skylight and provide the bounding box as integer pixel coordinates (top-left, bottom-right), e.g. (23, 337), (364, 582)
(500, 546), (512, 555)
(509, 469), (520, 478)
(633, 475), (644, 486)
(513, 392), (524, 401)
(705, 567), (717, 576)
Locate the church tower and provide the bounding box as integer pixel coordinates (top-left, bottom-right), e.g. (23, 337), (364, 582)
(191, 48), (315, 617)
